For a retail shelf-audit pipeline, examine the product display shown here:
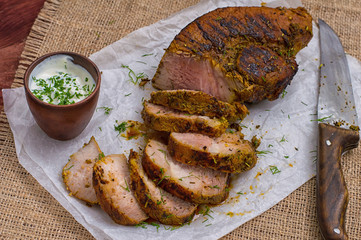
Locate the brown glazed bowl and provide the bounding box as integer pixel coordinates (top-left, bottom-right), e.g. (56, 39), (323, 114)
(24, 52), (101, 141)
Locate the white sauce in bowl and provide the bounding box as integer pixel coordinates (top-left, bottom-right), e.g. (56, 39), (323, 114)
(30, 54), (96, 105)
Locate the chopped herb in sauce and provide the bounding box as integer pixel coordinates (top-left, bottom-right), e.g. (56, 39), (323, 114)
(31, 73), (95, 105)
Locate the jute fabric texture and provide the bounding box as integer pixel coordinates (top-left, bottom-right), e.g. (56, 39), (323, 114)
(1, 0), (361, 239)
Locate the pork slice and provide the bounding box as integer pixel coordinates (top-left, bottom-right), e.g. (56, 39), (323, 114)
(168, 132), (257, 173)
(149, 90), (248, 121)
(93, 154), (148, 225)
(62, 136), (102, 204)
(128, 150), (197, 225)
(152, 7), (313, 103)
(142, 101), (228, 137)
(143, 139), (230, 204)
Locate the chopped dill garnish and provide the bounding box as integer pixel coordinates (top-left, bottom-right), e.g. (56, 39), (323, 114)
(120, 178), (130, 192)
(199, 205), (214, 219)
(281, 89), (288, 98)
(64, 165), (74, 171)
(257, 150), (272, 155)
(142, 53), (154, 57)
(96, 106), (113, 115)
(149, 222), (160, 232)
(135, 222), (147, 229)
(98, 152), (105, 160)
(158, 149), (168, 164)
(270, 165), (281, 175)
(280, 135), (287, 143)
(121, 64), (148, 85)
(114, 120), (127, 136)
(311, 115), (333, 122)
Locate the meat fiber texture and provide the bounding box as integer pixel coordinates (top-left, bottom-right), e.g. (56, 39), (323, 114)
(62, 136), (102, 204)
(93, 154), (148, 225)
(7, 0), (361, 239)
(142, 101), (229, 137)
(143, 139), (231, 204)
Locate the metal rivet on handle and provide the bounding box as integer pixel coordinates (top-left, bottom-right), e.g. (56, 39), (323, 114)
(333, 228), (340, 234)
(326, 140), (331, 146)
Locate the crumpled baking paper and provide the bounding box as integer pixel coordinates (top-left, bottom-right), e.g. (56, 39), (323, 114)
(4, 0), (361, 239)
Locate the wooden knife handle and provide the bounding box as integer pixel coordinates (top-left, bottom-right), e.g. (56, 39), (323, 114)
(317, 123), (359, 240)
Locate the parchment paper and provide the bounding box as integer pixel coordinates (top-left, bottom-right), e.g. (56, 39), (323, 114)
(4, 0), (361, 239)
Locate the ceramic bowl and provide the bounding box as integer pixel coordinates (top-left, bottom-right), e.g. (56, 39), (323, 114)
(24, 51), (101, 140)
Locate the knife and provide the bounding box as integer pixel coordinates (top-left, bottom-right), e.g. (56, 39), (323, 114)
(317, 19), (360, 240)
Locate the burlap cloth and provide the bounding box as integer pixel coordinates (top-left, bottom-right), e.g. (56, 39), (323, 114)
(1, 0), (360, 239)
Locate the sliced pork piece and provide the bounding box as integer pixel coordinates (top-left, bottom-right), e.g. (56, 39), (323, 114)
(128, 150), (197, 225)
(142, 101), (228, 137)
(93, 154), (148, 225)
(168, 132), (257, 173)
(149, 90), (248, 121)
(152, 7), (313, 103)
(143, 139), (230, 204)
(62, 136), (102, 204)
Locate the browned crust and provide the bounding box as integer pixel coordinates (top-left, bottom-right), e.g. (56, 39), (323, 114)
(141, 101), (228, 137)
(168, 134), (257, 173)
(149, 90), (248, 121)
(152, 6), (313, 103)
(92, 156), (148, 225)
(142, 149), (230, 204)
(168, 7), (312, 58)
(128, 150), (197, 225)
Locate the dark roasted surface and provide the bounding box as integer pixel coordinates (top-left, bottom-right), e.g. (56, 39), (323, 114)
(152, 6), (312, 103)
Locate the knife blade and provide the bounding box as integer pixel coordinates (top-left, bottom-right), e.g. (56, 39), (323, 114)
(317, 19), (360, 240)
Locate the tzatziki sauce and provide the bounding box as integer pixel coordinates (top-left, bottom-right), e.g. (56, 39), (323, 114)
(30, 54), (96, 105)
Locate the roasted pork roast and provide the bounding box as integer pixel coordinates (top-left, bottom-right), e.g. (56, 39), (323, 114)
(143, 139), (230, 204)
(168, 132), (257, 173)
(93, 154), (148, 225)
(129, 150), (198, 225)
(152, 6), (313, 103)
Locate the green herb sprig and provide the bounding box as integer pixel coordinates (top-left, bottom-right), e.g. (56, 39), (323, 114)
(121, 64), (148, 85)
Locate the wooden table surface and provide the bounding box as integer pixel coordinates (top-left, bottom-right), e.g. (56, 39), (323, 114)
(0, 0), (45, 108)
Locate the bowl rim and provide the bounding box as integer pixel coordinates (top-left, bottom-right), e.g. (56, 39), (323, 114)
(24, 51), (101, 109)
